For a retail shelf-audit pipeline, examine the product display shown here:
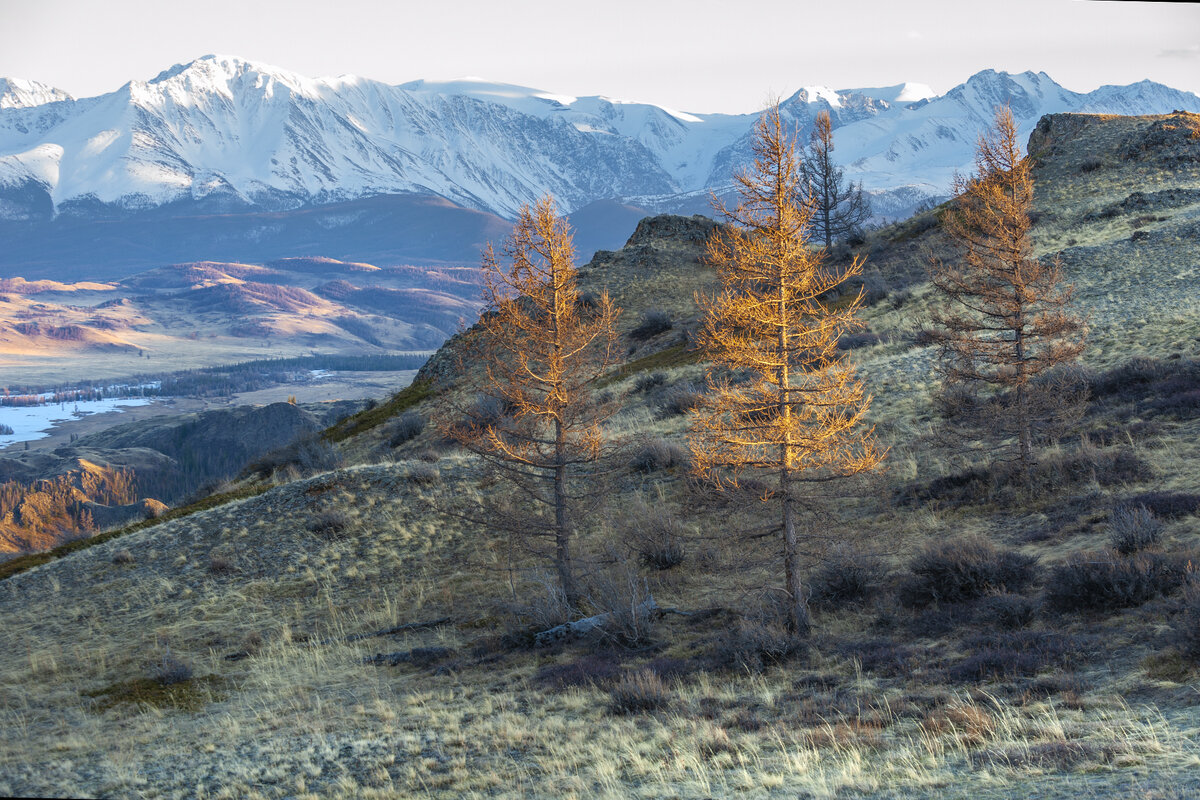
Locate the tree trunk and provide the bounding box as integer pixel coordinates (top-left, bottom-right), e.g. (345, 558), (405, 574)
(554, 417), (578, 609)
(1014, 322), (1034, 480)
(781, 473), (810, 637)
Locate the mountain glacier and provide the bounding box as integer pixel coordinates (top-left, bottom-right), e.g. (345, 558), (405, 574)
(1, 55), (1198, 258)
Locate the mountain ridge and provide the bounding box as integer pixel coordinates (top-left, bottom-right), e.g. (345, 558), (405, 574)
(3, 56), (1198, 228)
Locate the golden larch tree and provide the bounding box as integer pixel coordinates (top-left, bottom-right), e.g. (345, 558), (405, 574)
(441, 195), (620, 609)
(927, 106), (1086, 477)
(691, 106), (884, 635)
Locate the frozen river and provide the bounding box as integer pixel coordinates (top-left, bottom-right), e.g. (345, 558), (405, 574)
(0, 398), (152, 449)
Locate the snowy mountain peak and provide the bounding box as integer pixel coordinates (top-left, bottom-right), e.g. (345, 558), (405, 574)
(1, 59), (1198, 230)
(842, 82), (936, 105)
(140, 54), (321, 101)
(0, 78), (73, 109)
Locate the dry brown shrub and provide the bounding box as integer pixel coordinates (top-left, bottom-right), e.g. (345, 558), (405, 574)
(921, 702), (996, 747)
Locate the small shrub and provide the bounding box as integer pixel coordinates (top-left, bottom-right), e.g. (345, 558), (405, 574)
(949, 631), (1077, 682)
(619, 500), (687, 570)
(708, 616), (805, 673)
(152, 650), (194, 686)
(243, 435), (344, 479)
(1174, 578), (1200, 661)
(1088, 357), (1167, 402)
(921, 703), (996, 747)
(843, 638), (917, 676)
(608, 670), (670, 714)
(1123, 491), (1200, 520)
(837, 331), (884, 350)
(630, 310), (673, 341)
(402, 462), (441, 485)
(629, 438), (689, 473)
(459, 395), (510, 434)
(973, 741), (1112, 771)
(535, 654), (623, 689)
(576, 291), (600, 311)
(974, 593), (1037, 630)
(1109, 505), (1163, 554)
(307, 508), (351, 539)
(659, 382), (704, 417)
(388, 412), (426, 447)
(1045, 551), (1186, 613)
(808, 545), (885, 609)
(899, 538), (1038, 607)
(507, 580), (574, 644)
(633, 371), (667, 393)
(208, 553), (235, 574)
(584, 569), (657, 647)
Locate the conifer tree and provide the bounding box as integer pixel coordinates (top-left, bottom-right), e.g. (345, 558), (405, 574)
(441, 196), (620, 609)
(927, 107), (1086, 477)
(691, 106), (883, 635)
(800, 110), (872, 250)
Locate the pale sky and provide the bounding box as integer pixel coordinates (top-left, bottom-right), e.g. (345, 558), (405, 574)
(2, 0), (1197, 113)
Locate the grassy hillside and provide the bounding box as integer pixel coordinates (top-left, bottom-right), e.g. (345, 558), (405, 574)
(2, 113), (1200, 799)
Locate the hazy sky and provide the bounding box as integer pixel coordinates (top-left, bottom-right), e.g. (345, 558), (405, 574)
(2, 0), (1197, 113)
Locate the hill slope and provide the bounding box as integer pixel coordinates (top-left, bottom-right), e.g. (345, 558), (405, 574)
(2, 112), (1200, 799)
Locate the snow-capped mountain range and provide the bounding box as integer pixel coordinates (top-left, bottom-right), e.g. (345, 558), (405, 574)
(1, 55), (1198, 269)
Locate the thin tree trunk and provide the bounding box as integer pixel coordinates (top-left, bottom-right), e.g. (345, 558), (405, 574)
(1014, 317), (1033, 479)
(781, 470), (810, 636)
(554, 417), (577, 609)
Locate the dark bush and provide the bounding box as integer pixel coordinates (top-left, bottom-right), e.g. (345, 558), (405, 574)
(1123, 491), (1200, 519)
(388, 412), (425, 447)
(208, 553), (235, 574)
(152, 650), (194, 686)
(402, 462), (440, 485)
(1045, 551), (1186, 613)
(535, 654), (623, 689)
(620, 501), (687, 571)
(1174, 580), (1200, 661)
(899, 447), (1152, 508)
(808, 545), (885, 609)
(630, 310), (673, 341)
(1108, 505), (1163, 554)
(460, 395), (510, 433)
(843, 638), (918, 676)
(629, 438), (690, 473)
(899, 538), (1038, 607)
(906, 603), (977, 637)
(974, 593), (1037, 630)
(659, 382), (704, 417)
(608, 670), (671, 714)
(948, 631), (1078, 682)
(708, 617), (805, 673)
(633, 371), (667, 393)
(243, 435), (344, 479)
(576, 291), (600, 311)
(837, 331), (884, 350)
(307, 508), (351, 539)
(583, 569), (659, 647)
(1088, 357), (1167, 402)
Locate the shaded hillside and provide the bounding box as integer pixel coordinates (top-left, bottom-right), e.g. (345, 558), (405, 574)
(0, 400), (361, 555)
